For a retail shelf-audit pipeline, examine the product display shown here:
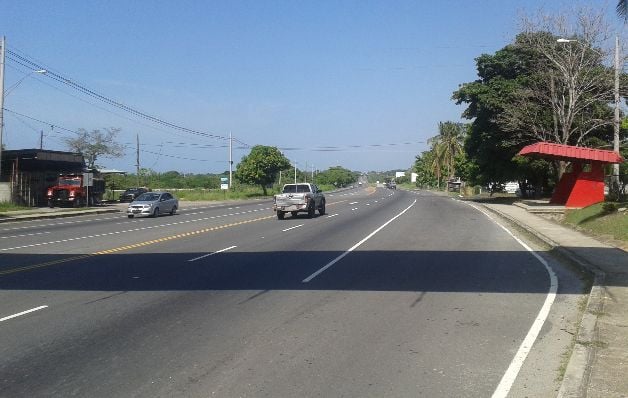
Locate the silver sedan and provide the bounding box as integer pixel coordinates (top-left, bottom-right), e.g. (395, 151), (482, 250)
(127, 192), (178, 218)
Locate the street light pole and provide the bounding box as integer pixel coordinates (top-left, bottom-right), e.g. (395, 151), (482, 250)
(0, 36), (6, 181)
(613, 35), (621, 189)
(558, 37), (622, 190)
(229, 131), (233, 189)
(0, 36), (46, 187)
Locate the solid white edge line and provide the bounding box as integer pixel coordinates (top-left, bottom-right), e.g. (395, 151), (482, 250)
(0, 305), (49, 322)
(303, 199), (417, 282)
(188, 245), (237, 262)
(466, 203), (558, 398)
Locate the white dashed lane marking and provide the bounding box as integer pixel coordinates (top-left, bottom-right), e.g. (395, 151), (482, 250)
(1, 208), (272, 252)
(0, 305), (48, 322)
(282, 224), (304, 232)
(188, 245), (237, 262)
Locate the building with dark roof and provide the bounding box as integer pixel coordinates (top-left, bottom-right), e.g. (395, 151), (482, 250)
(0, 149), (86, 206)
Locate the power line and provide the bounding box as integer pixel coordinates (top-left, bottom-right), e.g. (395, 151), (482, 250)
(2, 108), (80, 136)
(6, 47), (251, 147)
(4, 60), (218, 143)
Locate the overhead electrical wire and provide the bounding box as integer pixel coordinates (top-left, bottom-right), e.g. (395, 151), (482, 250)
(5, 46), (426, 160)
(7, 47), (252, 147)
(4, 61), (215, 144)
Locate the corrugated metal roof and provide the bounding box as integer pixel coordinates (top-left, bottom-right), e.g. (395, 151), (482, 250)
(518, 142), (624, 164)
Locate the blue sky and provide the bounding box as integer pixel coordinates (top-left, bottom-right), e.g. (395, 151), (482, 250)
(1, 1), (622, 174)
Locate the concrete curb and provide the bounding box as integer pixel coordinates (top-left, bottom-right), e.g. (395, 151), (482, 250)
(478, 204), (603, 398)
(0, 208), (121, 223)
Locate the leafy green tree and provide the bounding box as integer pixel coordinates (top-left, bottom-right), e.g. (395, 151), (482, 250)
(234, 145), (290, 195)
(63, 128), (125, 169)
(413, 151), (438, 188)
(453, 21), (618, 189)
(316, 166), (358, 187)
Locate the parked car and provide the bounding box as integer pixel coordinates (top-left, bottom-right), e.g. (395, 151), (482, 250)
(127, 191), (178, 218)
(119, 187), (149, 202)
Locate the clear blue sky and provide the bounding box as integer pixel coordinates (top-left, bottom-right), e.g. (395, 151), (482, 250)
(1, 0), (622, 174)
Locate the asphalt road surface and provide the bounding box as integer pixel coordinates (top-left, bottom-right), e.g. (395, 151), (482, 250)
(0, 187), (584, 397)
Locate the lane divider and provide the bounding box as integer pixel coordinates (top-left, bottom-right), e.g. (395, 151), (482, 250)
(1, 198), (364, 275)
(303, 199), (417, 282)
(0, 305), (49, 322)
(0, 215), (274, 276)
(0, 255), (93, 276)
(94, 215), (274, 254)
(188, 245), (237, 262)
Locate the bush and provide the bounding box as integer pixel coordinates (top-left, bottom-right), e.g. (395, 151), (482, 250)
(602, 202), (618, 214)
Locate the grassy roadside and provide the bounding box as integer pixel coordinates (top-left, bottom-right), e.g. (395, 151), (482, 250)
(563, 202), (628, 249)
(0, 203), (31, 213)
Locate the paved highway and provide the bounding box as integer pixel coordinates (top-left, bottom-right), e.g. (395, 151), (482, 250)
(0, 187), (584, 397)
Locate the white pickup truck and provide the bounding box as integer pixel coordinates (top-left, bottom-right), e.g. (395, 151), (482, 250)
(273, 183), (326, 219)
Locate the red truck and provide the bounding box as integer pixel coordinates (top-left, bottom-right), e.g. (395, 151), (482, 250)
(46, 172), (105, 207)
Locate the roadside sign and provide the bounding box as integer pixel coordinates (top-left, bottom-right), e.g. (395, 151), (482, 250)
(220, 176), (229, 190)
(83, 173), (93, 187)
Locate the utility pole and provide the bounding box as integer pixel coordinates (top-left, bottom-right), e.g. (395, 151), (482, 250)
(304, 160), (307, 182)
(0, 36), (6, 180)
(39, 130), (43, 149)
(136, 134), (140, 187)
(613, 35), (621, 191)
(229, 131), (233, 189)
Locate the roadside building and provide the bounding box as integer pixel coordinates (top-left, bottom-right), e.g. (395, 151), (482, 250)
(0, 149), (85, 206)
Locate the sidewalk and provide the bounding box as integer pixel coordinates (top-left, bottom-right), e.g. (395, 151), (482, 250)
(481, 202), (628, 398)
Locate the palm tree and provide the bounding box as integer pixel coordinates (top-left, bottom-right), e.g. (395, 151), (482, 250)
(435, 122), (465, 180)
(618, 0), (628, 22)
(428, 139), (445, 189)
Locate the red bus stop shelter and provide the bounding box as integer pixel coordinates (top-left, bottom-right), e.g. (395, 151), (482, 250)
(518, 142), (624, 208)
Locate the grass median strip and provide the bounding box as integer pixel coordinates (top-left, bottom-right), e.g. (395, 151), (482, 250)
(0, 215), (274, 275)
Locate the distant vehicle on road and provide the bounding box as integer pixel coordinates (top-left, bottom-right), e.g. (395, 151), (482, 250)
(273, 183), (325, 219)
(127, 192), (178, 218)
(119, 187), (149, 202)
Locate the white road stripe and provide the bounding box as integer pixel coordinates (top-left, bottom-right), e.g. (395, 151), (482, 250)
(1, 210), (269, 252)
(349, 201), (358, 205)
(282, 224), (304, 232)
(327, 214), (338, 218)
(1, 231), (51, 239)
(303, 199), (417, 282)
(188, 245), (237, 262)
(467, 203), (558, 398)
(1, 305), (48, 322)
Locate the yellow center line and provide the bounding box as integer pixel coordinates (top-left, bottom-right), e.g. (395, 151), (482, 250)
(0, 214), (275, 276)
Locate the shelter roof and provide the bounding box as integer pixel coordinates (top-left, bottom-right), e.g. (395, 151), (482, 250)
(518, 142), (624, 164)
